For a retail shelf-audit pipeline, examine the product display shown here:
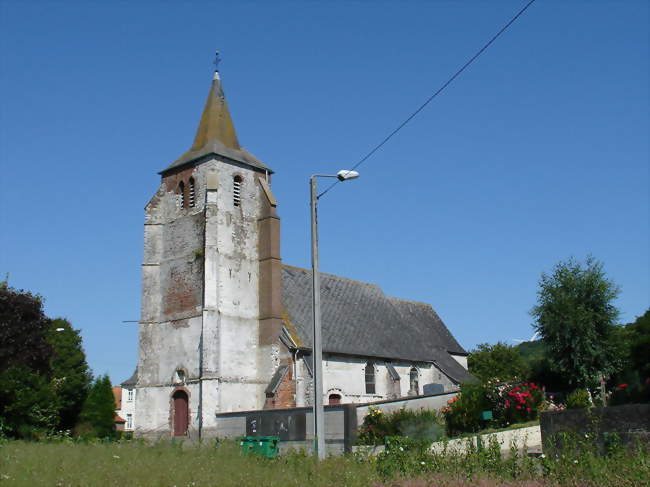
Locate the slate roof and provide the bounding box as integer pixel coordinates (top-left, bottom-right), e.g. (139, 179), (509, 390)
(121, 368), (138, 387)
(265, 365), (289, 394)
(281, 265), (472, 384)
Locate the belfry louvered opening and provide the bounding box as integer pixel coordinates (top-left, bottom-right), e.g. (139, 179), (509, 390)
(233, 175), (242, 207)
(188, 178), (196, 208)
(178, 181), (185, 208)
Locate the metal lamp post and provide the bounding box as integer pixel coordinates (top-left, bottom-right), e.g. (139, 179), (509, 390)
(310, 170), (360, 460)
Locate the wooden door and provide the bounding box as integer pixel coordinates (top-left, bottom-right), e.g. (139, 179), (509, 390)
(172, 390), (188, 436)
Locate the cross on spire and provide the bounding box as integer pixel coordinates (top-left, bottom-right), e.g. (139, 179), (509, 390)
(213, 51), (221, 72)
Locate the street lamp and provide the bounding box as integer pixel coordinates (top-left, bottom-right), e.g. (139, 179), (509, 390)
(310, 169), (360, 460)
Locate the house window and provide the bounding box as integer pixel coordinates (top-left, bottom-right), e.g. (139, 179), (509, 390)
(126, 413), (133, 430)
(365, 362), (375, 394)
(233, 176), (242, 207)
(409, 367), (419, 395)
(178, 181), (185, 208)
(328, 394), (341, 405)
(188, 178), (196, 208)
(127, 388), (134, 402)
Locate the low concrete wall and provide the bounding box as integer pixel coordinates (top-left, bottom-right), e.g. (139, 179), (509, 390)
(216, 404), (354, 455)
(214, 391), (457, 455)
(540, 403), (650, 451)
(431, 425), (541, 455)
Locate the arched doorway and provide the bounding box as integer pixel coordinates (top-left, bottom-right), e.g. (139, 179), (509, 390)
(172, 390), (189, 436)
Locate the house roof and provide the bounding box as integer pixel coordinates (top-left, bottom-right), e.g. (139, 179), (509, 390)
(161, 71), (270, 175)
(112, 386), (122, 410)
(281, 265), (472, 384)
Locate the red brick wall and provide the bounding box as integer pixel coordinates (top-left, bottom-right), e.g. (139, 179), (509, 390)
(264, 356), (296, 409)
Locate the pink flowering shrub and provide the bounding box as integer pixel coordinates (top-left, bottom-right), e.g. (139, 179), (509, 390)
(501, 382), (544, 424)
(443, 381), (544, 435)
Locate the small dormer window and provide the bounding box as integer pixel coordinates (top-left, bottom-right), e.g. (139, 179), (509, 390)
(233, 176), (242, 207)
(188, 178), (196, 208)
(178, 182), (185, 209)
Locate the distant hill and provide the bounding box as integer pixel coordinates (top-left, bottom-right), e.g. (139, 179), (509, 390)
(514, 340), (546, 365)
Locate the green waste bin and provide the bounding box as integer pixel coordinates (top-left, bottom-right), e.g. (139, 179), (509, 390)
(239, 436), (280, 458)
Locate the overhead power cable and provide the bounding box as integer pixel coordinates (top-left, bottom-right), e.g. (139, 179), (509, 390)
(318, 0), (537, 199)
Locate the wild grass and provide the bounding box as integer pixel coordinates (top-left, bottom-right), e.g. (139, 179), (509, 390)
(0, 440), (378, 487)
(0, 436), (647, 487)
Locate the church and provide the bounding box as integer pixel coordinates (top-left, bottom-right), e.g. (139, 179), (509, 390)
(132, 62), (471, 439)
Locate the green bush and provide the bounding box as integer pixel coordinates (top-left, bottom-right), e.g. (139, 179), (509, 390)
(357, 407), (444, 445)
(444, 380), (545, 436)
(442, 382), (489, 436)
(566, 389), (591, 409)
(609, 381), (650, 406)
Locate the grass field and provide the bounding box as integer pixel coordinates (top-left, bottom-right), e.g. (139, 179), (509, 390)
(0, 439), (648, 487)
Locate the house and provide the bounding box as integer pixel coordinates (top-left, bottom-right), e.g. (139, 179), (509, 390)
(113, 371), (137, 432)
(132, 61), (471, 439)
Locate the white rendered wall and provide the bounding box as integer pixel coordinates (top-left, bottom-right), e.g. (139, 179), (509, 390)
(450, 354), (468, 369)
(296, 355), (457, 406)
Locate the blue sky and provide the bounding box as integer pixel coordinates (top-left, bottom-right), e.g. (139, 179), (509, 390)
(1, 1), (648, 384)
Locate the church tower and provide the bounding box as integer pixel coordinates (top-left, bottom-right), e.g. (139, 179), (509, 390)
(135, 62), (283, 439)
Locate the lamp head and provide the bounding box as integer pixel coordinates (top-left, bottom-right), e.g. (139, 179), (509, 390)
(336, 170), (360, 181)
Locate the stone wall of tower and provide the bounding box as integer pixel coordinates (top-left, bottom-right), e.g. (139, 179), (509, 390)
(136, 162), (206, 438)
(135, 155), (281, 439)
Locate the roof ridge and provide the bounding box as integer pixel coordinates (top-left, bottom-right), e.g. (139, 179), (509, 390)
(388, 296), (433, 308)
(282, 264), (382, 289)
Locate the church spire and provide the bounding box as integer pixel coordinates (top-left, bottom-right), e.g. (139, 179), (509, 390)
(189, 52), (240, 152)
(161, 53), (269, 174)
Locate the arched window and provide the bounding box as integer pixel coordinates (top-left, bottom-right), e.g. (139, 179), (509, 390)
(328, 394), (341, 405)
(178, 181), (185, 209)
(233, 175), (242, 207)
(409, 367), (419, 395)
(365, 362), (375, 394)
(188, 178), (196, 208)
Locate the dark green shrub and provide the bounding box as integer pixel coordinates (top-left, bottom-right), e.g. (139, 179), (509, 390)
(442, 383), (489, 436)
(566, 389), (591, 409)
(357, 407), (444, 445)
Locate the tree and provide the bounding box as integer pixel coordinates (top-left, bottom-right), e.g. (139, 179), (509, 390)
(468, 342), (529, 382)
(0, 366), (59, 438)
(531, 256), (622, 389)
(608, 308), (650, 404)
(48, 318), (92, 430)
(79, 375), (116, 439)
(0, 283), (52, 374)
(626, 309), (650, 381)
(0, 283), (93, 437)
(0, 283), (59, 438)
